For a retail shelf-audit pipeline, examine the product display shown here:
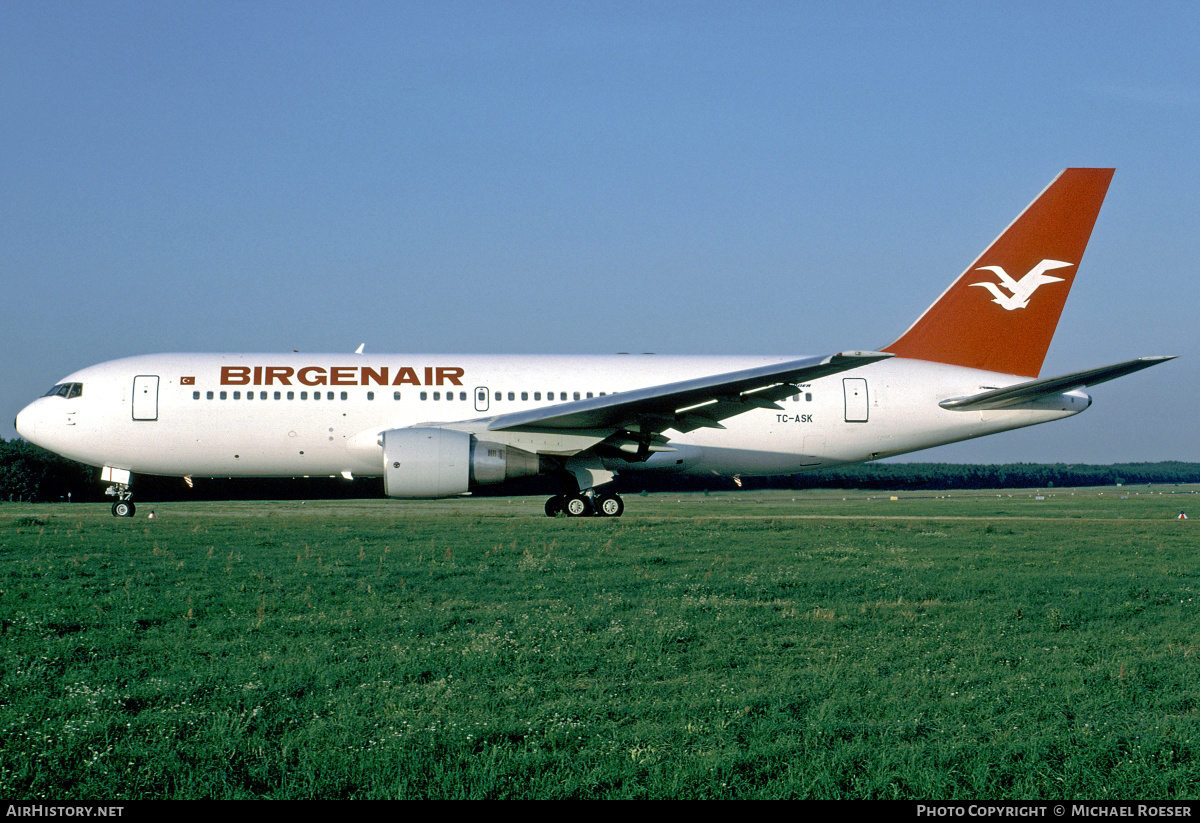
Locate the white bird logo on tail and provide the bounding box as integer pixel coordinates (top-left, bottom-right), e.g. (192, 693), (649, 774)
(969, 259), (1074, 310)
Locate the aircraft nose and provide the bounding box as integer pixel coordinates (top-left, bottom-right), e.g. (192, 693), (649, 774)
(15, 400), (43, 444)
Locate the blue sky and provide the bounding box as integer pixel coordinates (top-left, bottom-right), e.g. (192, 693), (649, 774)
(2, 1), (1197, 463)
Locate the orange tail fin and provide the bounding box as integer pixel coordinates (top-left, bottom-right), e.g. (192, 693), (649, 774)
(884, 168), (1115, 377)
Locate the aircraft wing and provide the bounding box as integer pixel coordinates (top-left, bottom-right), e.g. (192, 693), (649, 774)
(485, 351), (893, 436)
(938, 356), (1176, 411)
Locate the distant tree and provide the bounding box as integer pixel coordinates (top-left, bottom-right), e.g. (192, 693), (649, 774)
(751, 461), (1200, 493)
(0, 439), (95, 502)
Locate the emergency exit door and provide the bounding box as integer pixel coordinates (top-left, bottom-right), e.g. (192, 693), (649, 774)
(474, 386), (490, 413)
(132, 375), (159, 421)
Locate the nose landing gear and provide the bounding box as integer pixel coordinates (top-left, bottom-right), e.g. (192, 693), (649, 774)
(103, 471), (136, 517)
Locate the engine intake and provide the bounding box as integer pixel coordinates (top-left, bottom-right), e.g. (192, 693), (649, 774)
(382, 428), (540, 498)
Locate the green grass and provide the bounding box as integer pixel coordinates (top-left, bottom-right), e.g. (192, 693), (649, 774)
(1, 486), (1197, 798)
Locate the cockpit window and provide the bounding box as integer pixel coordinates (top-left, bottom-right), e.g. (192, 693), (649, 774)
(43, 383), (83, 399)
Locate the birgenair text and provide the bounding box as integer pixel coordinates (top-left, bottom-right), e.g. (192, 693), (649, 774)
(218, 365), (465, 387)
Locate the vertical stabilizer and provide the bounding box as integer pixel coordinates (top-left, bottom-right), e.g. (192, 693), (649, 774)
(884, 168), (1114, 377)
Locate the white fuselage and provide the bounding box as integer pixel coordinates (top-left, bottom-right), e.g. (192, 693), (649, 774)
(15, 352), (1089, 483)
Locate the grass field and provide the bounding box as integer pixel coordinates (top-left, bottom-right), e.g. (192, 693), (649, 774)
(1, 486), (1197, 799)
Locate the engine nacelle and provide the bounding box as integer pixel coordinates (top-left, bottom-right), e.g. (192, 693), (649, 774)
(382, 428), (540, 498)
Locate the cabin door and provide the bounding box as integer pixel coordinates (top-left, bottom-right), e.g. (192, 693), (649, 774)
(474, 386), (490, 413)
(132, 375), (160, 421)
(843, 378), (869, 423)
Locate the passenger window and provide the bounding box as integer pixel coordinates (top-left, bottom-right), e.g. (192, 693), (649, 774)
(340, 392), (348, 400)
(301, 392), (308, 400)
(207, 391), (214, 400)
(534, 392), (541, 400)
(420, 392), (427, 400)
(234, 391), (241, 400)
(220, 391), (227, 400)
(367, 391), (374, 400)
(508, 392), (515, 401)
(573, 392), (580, 400)
(193, 391), (200, 400)
(393, 391), (401, 400)
(521, 392), (528, 401)
(287, 391), (294, 400)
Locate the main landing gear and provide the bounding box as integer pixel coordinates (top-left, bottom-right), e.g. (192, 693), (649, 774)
(545, 490), (625, 517)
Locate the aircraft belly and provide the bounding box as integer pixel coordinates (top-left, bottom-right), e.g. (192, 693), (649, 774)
(667, 410), (864, 475)
(98, 401), (372, 478)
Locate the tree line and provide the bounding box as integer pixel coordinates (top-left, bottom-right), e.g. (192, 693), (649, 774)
(739, 461), (1200, 492)
(0, 438), (97, 502)
(2, 437), (1198, 503)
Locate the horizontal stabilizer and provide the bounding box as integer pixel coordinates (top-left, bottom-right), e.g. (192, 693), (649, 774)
(939, 356), (1176, 411)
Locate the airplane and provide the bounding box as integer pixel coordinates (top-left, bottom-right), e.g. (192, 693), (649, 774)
(14, 168), (1174, 518)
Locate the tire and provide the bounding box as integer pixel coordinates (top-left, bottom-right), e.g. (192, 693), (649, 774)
(564, 494), (592, 517)
(545, 496), (564, 517)
(112, 501), (135, 518)
(595, 493), (624, 517)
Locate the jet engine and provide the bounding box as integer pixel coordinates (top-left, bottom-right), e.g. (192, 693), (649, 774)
(382, 428), (540, 498)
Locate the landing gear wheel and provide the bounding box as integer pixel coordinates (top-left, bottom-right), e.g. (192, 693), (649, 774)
(595, 493), (624, 517)
(545, 495), (565, 517)
(564, 493), (593, 517)
(112, 501), (136, 518)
